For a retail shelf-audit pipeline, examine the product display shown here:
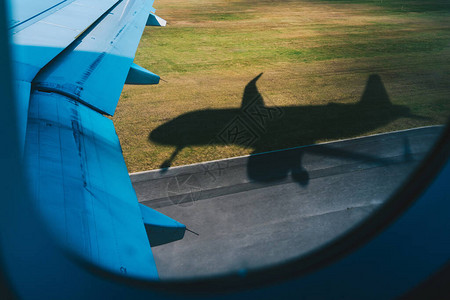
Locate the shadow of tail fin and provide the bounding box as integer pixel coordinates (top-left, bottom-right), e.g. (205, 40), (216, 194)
(241, 72), (265, 109)
(358, 74), (391, 106)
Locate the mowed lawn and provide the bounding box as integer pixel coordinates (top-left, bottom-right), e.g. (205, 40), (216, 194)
(114, 0), (450, 172)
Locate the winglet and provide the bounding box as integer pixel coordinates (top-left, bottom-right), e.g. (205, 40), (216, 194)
(146, 13), (166, 27)
(125, 63), (160, 85)
(139, 204), (186, 247)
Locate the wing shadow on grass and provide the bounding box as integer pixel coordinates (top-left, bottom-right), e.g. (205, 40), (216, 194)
(149, 73), (426, 186)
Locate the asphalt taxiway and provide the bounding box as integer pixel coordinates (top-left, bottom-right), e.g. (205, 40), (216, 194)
(131, 126), (443, 279)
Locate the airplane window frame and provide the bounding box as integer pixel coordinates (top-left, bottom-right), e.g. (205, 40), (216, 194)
(2, 0), (449, 296)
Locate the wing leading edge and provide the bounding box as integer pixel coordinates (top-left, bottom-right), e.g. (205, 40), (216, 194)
(12, 0), (179, 280)
(33, 0), (164, 116)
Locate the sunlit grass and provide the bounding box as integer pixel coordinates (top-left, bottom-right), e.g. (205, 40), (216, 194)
(115, 0), (450, 172)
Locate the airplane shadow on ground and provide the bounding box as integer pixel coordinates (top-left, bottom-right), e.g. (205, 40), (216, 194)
(149, 73), (426, 186)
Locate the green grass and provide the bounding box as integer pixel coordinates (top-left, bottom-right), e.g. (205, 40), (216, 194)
(195, 12), (253, 21)
(314, 0), (450, 12)
(115, 0), (450, 172)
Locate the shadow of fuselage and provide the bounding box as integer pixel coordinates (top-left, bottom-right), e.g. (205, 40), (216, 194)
(149, 73), (418, 186)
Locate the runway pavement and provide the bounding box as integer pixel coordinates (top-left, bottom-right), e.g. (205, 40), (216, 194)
(130, 126), (443, 279)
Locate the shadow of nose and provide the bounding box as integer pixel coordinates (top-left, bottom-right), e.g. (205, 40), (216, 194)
(149, 128), (160, 140)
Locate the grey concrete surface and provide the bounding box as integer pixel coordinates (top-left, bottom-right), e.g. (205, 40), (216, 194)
(131, 126), (443, 280)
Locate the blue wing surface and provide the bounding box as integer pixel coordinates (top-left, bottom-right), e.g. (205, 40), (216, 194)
(10, 0), (181, 280)
(25, 90), (159, 279)
(11, 0), (120, 82)
(33, 0), (158, 115)
(10, 0), (120, 152)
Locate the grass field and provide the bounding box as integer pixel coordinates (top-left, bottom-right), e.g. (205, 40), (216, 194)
(115, 0), (450, 172)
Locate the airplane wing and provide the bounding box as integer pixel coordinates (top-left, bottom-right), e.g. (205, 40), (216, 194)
(9, 0), (185, 280)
